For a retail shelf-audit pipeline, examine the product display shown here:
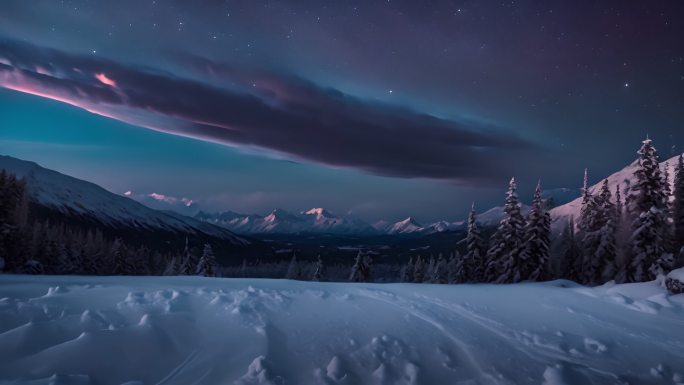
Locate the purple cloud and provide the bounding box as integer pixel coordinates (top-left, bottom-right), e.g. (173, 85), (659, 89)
(0, 38), (540, 183)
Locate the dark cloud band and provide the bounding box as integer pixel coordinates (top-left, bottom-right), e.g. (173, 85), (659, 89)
(0, 38), (538, 182)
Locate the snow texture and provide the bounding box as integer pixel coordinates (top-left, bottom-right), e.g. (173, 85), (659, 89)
(1, 275), (683, 385)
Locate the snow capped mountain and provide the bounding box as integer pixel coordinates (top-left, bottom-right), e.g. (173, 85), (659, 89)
(123, 190), (200, 216)
(477, 204), (532, 227)
(196, 207), (377, 235)
(423, 219), (464, 233)
(0, 155), (248, 245)
(549, 154), (680, 231)
(386, 217), (424, 234)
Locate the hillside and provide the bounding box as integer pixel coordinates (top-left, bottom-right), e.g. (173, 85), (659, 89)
(549, 154), (680, 231)
(0, 155), (264, 260)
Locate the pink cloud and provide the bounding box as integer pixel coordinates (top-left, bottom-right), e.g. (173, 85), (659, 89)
(95, 73), (117, 87)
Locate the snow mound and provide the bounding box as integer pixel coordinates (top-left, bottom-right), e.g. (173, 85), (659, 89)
(0, 275), (683, 385)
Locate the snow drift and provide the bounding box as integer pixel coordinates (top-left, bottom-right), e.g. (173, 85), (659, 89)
(0, 275), (683, 385)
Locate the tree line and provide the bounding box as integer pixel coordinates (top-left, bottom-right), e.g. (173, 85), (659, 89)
(406, 138), (682, 286)
(1, 137), (682, 284)
(0, 170), (219, 277)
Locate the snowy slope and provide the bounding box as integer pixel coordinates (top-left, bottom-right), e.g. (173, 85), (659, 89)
(0, 275), (683, 385)
(549, 154), (679, 231)
(386, 217), (424, 234)
(477, 204), (532, 227)
(0, 155), (248, 245)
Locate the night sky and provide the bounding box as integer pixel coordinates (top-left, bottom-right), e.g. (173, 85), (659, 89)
(1, 1), (683, 222)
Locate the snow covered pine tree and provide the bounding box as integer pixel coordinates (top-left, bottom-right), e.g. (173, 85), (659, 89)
(484, 178), (525, 283)
(464, 203), (486, 282)
(520, 181), (551, 281)
(625, 139), (673, 281)
(196, 243), (219, 277)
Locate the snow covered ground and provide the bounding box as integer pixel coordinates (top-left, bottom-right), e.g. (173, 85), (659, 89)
(0, 276), (683, 385)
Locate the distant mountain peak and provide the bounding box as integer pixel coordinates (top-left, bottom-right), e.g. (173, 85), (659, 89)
(302, 207), (335, 218)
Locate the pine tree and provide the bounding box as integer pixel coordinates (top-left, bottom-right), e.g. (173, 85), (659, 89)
(663, 162), (672, 201)
(615, 184), (623, 224)
(178, 238), (199, 276)
(413, 256), (426, 283)
(464, 203), (486, 282)
(520, 181), (551, 281)
(430, 254), (447, 283)
(349, 251), (371, 282)
(579, 180), (618, 284)
(625, 139), (671, 281)
(196, 243), (219, 277)
(596, 180), (618, 282)
(311, 255), (324, 281)
(446, 252), (462, 284)
(425, 256), (436, 283)
(400, 257), (414, 282)
(0, 172), (29, 272)
(673, 154), (684, 257)
(286, 253), (300, 280)
(111, 238), (134, 275)
(559, 217), (582, 282)
(579, 168), (593, 233)
(484, 178), (526, 283)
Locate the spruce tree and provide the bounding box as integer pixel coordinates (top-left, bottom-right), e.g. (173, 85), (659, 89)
(286, 253), (300, 280)
(579, 168), (593, 233)
(196, 243), (219, 277)
(615, 184), (623, 224)
(413, 256), (426, 283)
(111, 238), (134, 275)
(400, 257), (414, 283)
(430, 254), (447, 284)
(446, 251), (462, 284)
(520, 181), (551, 281)
(625, 139), (671, 281)
(673, 154), (684, 257)
(559, 217), (582, 282)
(349, 252), (371, 282)
(663, 162), (672, 201)
(465, 203), (486, 282)
(579, 180), (618, 284)
(178, 238), (199, 276)
(311, 255), (324, 281)
(425, 256), (436, 282)
(596, 180), (618, 282)
(484, 178), (525, 283)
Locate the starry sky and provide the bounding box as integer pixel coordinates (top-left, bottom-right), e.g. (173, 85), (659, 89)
(1, 0), (683, 223)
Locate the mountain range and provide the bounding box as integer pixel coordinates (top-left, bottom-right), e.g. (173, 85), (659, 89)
(0, 155), (267, 260)
(3, 153), (677, 242)
(194, 203), (537, 236)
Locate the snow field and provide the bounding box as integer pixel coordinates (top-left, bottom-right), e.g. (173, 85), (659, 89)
(0, 275), (683, 385)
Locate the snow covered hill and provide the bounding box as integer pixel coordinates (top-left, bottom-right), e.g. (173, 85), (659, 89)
(0, 275), (682, 385)
(0, 155), (249, 246)
(549, 154), (679, 231)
